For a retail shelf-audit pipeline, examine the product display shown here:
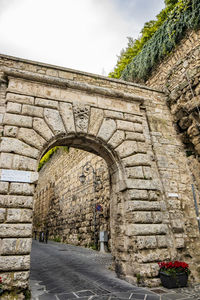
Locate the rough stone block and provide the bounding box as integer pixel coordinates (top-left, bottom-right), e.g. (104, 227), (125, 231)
(115, 141), (138, 158)
(137, 142), (147, 153)
(13, 155), (37, 171)
(46, 68), (58, 77)
(7, 208), (32, 223)
(136, 236), (157, 249)
(44, 108), (65, 134)
(97, 118), (116, 142)
(134, 123), (143, 133)
(0, 271), (29, 289)
(35, 98), (58, 109)
(138, 249), (170, 263)
(33, 117), (54, 141)
(4, 125), (18, 137)
(18, 128), (46, 150)
(104, 110), (123, 119)
(175, 237), (185, 248)
(0, 137), (39, 158)
(0, 152), (13, 168)
(88, 108), (104, 136)
(7, 102), (21, 113)
(59, 70), (74, 80)
(123, 153), (150, 167)
(124, 114), (143, 123)
(157, 236), (169, 248)
(10, 183), (34, 196)
(128, 211), (153, 223)
(0, 208), (6, 222)
(6, 93), (34, 105)
(22, 104), (43, 117)
(0, 195), (33, 208)
(126, 166), (144, 179)
(127, 189), (148, 200)
(152, 212), (163, 223)
(0, 255), (30, 271)
(126, 179), (157, 190)
(59, 102), (75, 133)
(171, 219), (184, 233)
(117, 120), (135, 131)
(0, 238), (32, 255)
(125, 132), (145, 142)
(3, 113), (32, 128)
(148, 191), (159, 201)
(126, 200), (161, 211)
(0, 224), (32, 237)
(168, 200), (181, 210)
(127, 224), (168, 236)
(0, 113), (3, 124)
(0, 182), (9, 194)
(107, 130), (125, 149)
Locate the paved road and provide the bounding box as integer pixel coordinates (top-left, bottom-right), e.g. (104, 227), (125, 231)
(30, 240), (200, 300)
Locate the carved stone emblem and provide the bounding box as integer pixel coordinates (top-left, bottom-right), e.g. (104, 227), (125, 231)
(73, 104), (90, 132)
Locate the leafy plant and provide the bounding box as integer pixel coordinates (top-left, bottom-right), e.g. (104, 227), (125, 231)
(109, 0), (179, 79)
(38, 146), (68, 171)
(53, 236), (61, 243)
(158, 261), (191, 275)
(0, 277), (3, 295)
(109, 0), (200, 83)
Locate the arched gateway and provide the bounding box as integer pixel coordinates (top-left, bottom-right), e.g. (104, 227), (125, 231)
(0, 54), (200, 291)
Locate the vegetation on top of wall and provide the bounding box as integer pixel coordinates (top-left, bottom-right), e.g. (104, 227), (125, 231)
(109, 0), (200, 82)
(38, 146), (68, 171)
(109, 0), (178, 79)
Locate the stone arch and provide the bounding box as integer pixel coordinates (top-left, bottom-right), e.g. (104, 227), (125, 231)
(1, 55), (200, 292)
(35, 132), (127, 262)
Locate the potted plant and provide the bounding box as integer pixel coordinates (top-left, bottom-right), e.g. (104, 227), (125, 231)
(158, 261), (190, 288)
(0, 277), (3, 295)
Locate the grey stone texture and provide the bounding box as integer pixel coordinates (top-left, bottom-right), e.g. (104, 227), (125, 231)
(0, 45), (199, 293)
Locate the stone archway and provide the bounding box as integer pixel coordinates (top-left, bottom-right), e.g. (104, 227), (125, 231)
(0, 54), (200, 292)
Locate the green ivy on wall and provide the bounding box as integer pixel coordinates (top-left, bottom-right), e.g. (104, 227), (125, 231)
(38, 146), (69, 171)
(109, 0), (200, 82)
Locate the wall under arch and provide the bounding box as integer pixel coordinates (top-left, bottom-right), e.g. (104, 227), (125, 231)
(33, 147), (111, 248)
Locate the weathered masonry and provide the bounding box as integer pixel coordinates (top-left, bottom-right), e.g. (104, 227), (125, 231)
(0, 54), (200, 291)
(33, 147), (111, 248)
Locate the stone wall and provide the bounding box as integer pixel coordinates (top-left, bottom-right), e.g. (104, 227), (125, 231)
(33, 148), (110, 248)
(146, 28), (200, 199)
(0, 54), (200, 292)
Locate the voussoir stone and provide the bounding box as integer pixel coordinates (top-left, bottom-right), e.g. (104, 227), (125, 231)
(0, 137), (39, 158)
(59, 102), (76, 133)
(33, 117), (54, 141)
(97, 118), (116, 142)
(18, 128), (46, 150)
(88, 107), (104, 136)
(107, 130), (125, 148)
(44, 108), (66, 135)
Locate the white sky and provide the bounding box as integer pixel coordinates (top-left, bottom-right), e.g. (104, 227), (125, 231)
(0, 0), (165, 75)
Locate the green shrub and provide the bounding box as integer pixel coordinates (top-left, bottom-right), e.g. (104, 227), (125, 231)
(38, 146), (68, 171)
(109, 0), (200, 82)
(121, 0), (200, 82)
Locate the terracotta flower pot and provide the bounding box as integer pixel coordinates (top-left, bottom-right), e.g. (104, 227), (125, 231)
(159, 271), (188, 288)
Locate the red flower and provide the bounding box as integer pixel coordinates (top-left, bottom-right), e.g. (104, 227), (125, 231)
(158, 261), (190, 275)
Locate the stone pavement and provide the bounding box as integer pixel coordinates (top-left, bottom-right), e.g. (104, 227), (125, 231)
(30, 240), (200, 300)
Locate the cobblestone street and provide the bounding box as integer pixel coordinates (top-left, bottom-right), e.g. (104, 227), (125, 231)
(30, 240), (200, 300)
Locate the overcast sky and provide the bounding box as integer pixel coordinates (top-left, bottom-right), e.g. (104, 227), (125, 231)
(0, 0), (165, 75)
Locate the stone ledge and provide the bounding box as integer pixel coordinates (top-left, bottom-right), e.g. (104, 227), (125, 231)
(2, 67), (149, 103)
(0, 54), (164, 93)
